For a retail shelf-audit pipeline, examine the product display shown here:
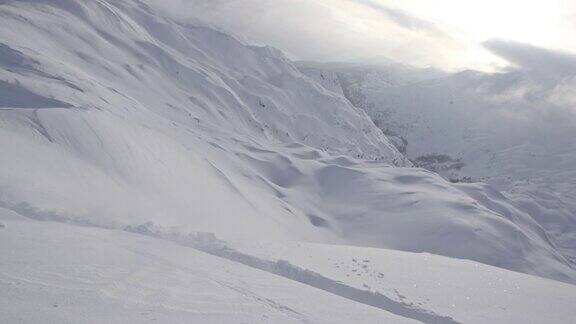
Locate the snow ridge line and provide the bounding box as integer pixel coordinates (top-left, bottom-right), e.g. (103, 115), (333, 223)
(124, 222), (461, 324)
(2, 201), (459, 323)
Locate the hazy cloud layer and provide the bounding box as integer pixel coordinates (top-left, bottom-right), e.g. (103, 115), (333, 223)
(143, 0), (576, 72)
(481, 40), (576, 119)
(349, 0), (450, 39)
(484, 40), (576, 79)
(144, 0), (465, 69)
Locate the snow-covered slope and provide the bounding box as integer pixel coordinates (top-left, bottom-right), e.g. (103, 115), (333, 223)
(0, 0), (406, 239)
(2, 208), (576, 323)
(0, 0), (575, 296)
(0, 209), (417, 324)
(231, 240), (576, 324)
(299, 62), (576, 266)
(1, 0), (576, 321)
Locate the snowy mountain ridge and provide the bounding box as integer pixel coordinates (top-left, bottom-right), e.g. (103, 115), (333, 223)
(1, 0), (575, 322)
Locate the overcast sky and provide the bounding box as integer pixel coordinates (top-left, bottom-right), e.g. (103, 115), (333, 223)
(147, 0), (576, 72)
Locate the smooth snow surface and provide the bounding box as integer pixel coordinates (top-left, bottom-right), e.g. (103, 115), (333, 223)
(0, 211), (416, 324)
(2, 209), (576, 323)
(231, 239), (576, 324)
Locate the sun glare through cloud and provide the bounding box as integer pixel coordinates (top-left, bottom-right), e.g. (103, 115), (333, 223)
(147, 0), (576, 71)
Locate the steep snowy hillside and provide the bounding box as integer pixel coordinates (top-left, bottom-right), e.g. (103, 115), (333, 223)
(299, 62), (576, 265)
(1, 0), (575, 307)
(0, 0), (406, 239)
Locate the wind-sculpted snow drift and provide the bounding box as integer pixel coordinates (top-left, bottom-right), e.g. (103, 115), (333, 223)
(0, 0), (575, 286)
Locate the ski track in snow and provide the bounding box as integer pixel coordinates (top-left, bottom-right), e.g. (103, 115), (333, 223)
(0, 203), (458, 323)
(0, 213), (420, 323)
(123, 222), (460, 324)
(4, 207), (576, 323)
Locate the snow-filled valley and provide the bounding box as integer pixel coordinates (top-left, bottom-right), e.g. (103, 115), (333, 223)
(1, 0), (575, 322)
(298, 61), (576, 265)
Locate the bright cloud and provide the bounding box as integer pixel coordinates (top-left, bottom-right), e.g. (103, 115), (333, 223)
(145, 0), (576, 71)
